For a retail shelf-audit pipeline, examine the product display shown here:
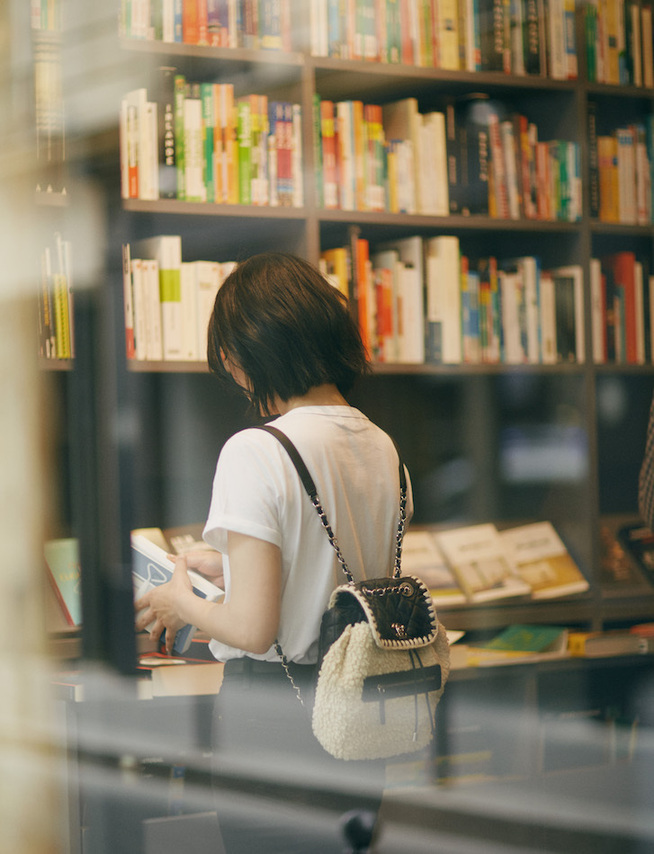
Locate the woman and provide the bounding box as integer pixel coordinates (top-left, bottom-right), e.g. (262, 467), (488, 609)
(135, 252), (413, 852)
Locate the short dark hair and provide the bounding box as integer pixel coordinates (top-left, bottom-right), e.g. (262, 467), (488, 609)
(207, 252), (370, 415)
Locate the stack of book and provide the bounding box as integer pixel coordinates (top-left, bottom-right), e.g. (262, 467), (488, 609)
(584, 0), (654, 87)
(402, 519), (589, 608)
(121, 75), (303, 207)
(588, 104), (654, 226)
(39, 232), (74, 361)
(591, 251), (654, 365)
(309, 0), (577, 79)
(314, 93), (579, 221)
(122, 237), (236, 362)
(120, 0), (293, 50)
(321, 236), (585, 366)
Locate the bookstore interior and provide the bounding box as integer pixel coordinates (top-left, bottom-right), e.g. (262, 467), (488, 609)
(3, 0), (654, 851)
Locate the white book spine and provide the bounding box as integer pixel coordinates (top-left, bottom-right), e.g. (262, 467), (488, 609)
(131, 258), (148, 361)
(143, 259), (163, 361)
(180, 262), (199, 361)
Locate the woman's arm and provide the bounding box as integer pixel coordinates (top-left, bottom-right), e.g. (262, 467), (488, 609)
(135, 531), (282, 655)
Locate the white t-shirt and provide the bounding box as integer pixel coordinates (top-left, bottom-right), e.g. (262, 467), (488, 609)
(203, 405), (413, 664)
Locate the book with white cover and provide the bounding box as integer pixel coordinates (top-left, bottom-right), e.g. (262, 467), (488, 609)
(401, 530), (467, 607)
(194, 260), (223, 361)
(435, 523), (532, 603)
(132, 534), (223, 656)
(377, 236), (426, 363)
(142, 258), (163, 361)
(425, 235), (462, 364)
(135, 235), (183, 360)
(179, 262), (199, 361)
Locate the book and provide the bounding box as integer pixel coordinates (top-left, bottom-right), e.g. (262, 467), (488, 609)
(122, 243), (136, 359)
(499, 521), (589, 599)
(435, 523), (532, 603)
(424, 235), (462, 364)
(548, 264), (585, 363)
(474, 623), (568, 653)
(617, 522), (654, 586)
(599, 522), (651, 588)
(401, 529), (467, 607)
(156, 66), (178, 199)
(568, 628), (654, 657)
(134, 235), (183, 360)
(131, 533), (223, 656)
(376, 235), (426, 363)
(44, 538), (82, 627)
(464, 623), (569, 665)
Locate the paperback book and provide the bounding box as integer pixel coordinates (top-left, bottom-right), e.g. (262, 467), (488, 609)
(132, 534), (223, 655)
(435, 523), (532, 603)
(499, 521), (589, 599)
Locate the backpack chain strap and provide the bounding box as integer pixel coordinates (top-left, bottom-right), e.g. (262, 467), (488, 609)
(309, 482), (407, 585)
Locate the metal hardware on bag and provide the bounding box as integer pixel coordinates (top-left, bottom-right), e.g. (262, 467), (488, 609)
(274, 641), (305, 707)
(360, 580), (414, 597)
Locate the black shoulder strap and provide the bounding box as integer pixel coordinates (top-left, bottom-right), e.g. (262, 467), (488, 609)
(254, 423), (406, 498)
(256, 424), (319, 499)
(254, 424), (407, 582)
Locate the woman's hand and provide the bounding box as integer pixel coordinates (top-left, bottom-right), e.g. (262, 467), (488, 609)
(135, 556), (195, 654)
(172, 548), (225, 589)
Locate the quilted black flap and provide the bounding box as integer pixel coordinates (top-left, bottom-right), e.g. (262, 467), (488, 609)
(330, 575), (438, 649)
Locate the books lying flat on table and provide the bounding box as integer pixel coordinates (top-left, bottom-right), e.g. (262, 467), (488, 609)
(132, 534), (223, 655)
(499, 521), (589, 598)
(434, 523), (532, 603)
(464, 624), (569, 666)
(401, 529), (467, 606)
(404, 520), (588, 606)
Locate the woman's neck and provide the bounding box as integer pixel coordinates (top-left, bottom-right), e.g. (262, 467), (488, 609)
(275, 384), (349, 415)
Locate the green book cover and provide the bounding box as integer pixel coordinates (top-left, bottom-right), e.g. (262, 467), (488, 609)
(45, 538), (82, 626)
(237, 98), (252, 205)
(481, 624), (567, 653)
(201, 82), (215, 203)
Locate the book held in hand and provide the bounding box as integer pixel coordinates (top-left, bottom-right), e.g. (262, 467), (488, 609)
(132, 534), (223, 655)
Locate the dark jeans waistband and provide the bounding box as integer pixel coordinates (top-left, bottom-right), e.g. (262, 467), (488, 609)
(224, 657), (315, 679)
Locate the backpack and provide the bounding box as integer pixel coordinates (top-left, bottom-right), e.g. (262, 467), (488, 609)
(258, 424), (450, 761)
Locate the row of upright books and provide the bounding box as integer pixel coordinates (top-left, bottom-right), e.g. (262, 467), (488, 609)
(591, 251), (654, 364)
(315, 94), (580, 220)
(122, 237), (236, 361)
(585, 0), (654, 86)
(121, 236), (654, 366)
(39, 233), (74, 361)
(120, 0), (292, 49)
(322, 236), (585, 365)
(310, 0), (577, 78)
(588, 105), (654, 224)
(120, 72), (303, 206)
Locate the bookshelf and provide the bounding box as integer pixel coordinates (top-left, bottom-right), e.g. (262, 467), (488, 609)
(106, 1), (654, 639)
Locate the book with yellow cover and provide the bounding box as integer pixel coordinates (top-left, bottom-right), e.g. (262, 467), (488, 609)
(435, 523), (532, 603)
(499, 521), (589, 599)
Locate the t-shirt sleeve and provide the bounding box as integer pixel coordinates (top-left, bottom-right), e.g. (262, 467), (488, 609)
(203, 430), (283, 553)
